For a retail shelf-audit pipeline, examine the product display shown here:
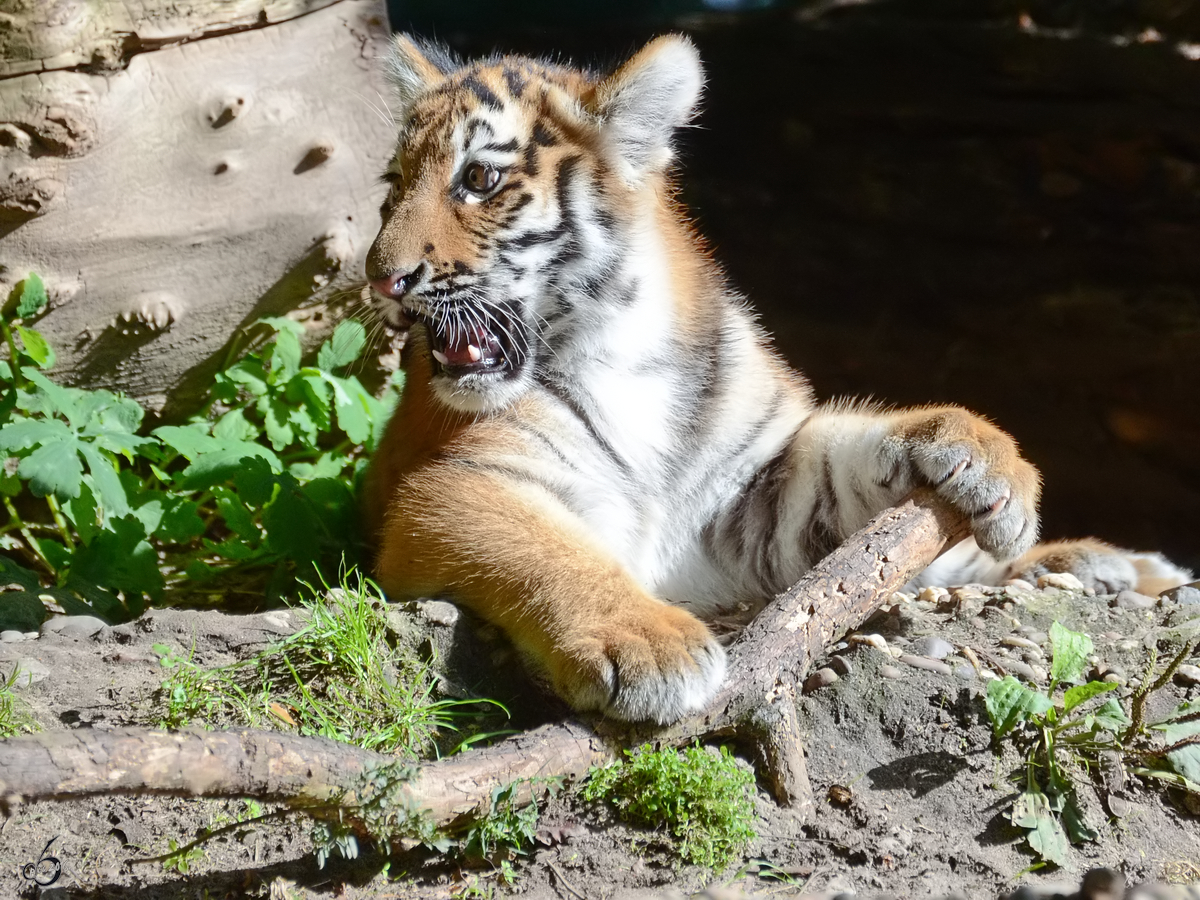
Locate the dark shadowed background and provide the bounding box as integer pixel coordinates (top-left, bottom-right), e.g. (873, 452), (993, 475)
(388, 0), (1200, 574)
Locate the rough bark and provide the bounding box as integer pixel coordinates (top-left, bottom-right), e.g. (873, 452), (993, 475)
(0, 0), (395, 413)
(0, 491), (968, 831)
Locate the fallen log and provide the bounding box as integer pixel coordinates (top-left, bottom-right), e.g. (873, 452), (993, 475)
(0, 489), (968, 833)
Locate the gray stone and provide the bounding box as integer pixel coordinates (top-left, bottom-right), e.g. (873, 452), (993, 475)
(1161, 583), (1200, 606)
(8, 658), (50, 688)
(912, 635), (954, 660)
(0, 630), (25, 642)
(879, 665), (904, 680)
(898, 654), (953, 676)
(1174, 664), (1200, 687)
(416, 599), (460, 626)
(1112, 590), (1157, 610)
(829, 655), (854, 676)
(41, 615), (107, 639)
(804, 667), (839, 693)
(954, 664), (977, 681)
(1037, 571), (1085, 591)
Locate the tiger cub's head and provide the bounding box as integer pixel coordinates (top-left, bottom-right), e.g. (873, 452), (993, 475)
(366, 35), (704, 413)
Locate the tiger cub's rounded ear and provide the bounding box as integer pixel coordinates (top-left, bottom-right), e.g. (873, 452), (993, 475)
(385, 34), (455, 126)
(593, 35), (704, 183)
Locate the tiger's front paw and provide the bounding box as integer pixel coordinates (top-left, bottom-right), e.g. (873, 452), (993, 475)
(884, 407), (1040, 561)
(552, 603), (726, 725)
(1007, 539), (1194, 595)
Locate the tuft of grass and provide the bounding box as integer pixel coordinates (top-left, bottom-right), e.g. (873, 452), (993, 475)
(582, 743), (756, 871)
(151, 572), (504, 758)
(0, 665), (40, 737)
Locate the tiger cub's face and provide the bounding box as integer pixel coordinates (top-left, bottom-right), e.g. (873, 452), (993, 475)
(366, 35), (704, 413)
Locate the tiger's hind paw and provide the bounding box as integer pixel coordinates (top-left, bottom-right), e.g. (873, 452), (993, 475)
(1007, 539), (1194, 595)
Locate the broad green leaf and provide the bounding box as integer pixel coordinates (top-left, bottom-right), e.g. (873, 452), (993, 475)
(1061, 796), (1098, 844)
(65, 480), (100, 543)
(0, 591), (46, 631)
(294, 372), (331, 432)
(258, 394), (294, 450)
(220, 359), (269, 398)
(21, 369), (83, 427)
(177, 443), (282, 491)
(1049, 621), (1092, 685)
(0, 417), (72, 451)
(302, 477), (355, 539)
(287, 402), (318, 449)
(78, 443), (130, 520)
(155, 499), (206, 543)
(213, 408), (257, 442)
(268, 328), (301, 385)
(0, 459), (18, 496)
(317, 320), (366, 370)
(69, 514), (163, 598)
(1094, 698), (1132, 733)
(18, 437), (83, 499)
(985, 675), (1053, 737)
(0, 555), (41, 591)
(262, 475), (322, 563)
(152, 424), (220, 460)
(60, 575), (129, 623)
(326, 374), (372, 444)
(15, 273), (48, 319)
(213, 487), (258, 540)
(257, 316), (305, 338)
(0, 385), (15, 428)
(1062, 681), (1117, 715)
(1154, 701), (1200, 784)
(1012, 787), (1068, 865)
(231, 455), (278, 506)
(15, 325), (54, 369)
(132, 497), (164, 537)
(37, 538), (72, 572)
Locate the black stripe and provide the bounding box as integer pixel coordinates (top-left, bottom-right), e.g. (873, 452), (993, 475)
(504, 226), (566, 250)
(533, 122), (558, 146)
(522, 142), (540, 177)
(538, 377), (632, 476)
(502, 67), (527, 98)
(463, 75), (503, 110)
(483, 138), (519, 153)
(464, 117), (494, 146)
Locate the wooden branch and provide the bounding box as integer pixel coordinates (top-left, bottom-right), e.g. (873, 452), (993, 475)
(0, 490), (968, 833)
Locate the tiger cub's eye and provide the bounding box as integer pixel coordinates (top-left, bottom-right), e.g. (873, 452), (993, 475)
(463, 161), (500, 195)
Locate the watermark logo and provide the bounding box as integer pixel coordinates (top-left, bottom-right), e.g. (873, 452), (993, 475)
(21, 836), (61, 887)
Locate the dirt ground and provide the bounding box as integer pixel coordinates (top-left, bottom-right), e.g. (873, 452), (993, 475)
(1, 581), (1199, 900)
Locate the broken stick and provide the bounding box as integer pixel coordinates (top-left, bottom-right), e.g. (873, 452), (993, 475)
(0, 489), (968, 833)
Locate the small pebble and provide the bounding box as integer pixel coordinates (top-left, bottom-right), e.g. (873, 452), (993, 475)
(1001, 635), (1041, 652)
(849, 633), (890, 653)
(23, 632), (38, 640)
(890, 591), (915, 604)
(954, 664), (976, 681)
(1003, 578), (1036, 591)
(804, 667), (839, 693)
(1160, 583), (1200, 606)
(917, 586), (949, 604)
(898, 654), (953, 676)
(880, 664), (904, 680)
(0, 630), (25, 642)
(912, 635), (954, 660)
(416, 599), (460, 626)
(261, 612), (291, 631)
(829, 655), (854, 676)
(1102, 672), (1125, 685)
(1003, 659), (1040, 682)
(1080, 867), (1125, 900)
(1112, 590), (1157, 610)
(950, 586), (986, 604)
(1174, 664), (1200, 687)
(1026, 631), (1049, 645)
(1038, 572), (1085, 591)
(41, 615), (107, 639)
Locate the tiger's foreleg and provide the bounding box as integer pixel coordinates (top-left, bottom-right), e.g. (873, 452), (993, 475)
(374, 464), (726, 725)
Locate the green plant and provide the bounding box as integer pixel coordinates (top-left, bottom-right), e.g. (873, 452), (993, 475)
(0, 272), (401, 628)
(986, 621), (1200, 865)
(0, 665), (39, 737)
(149, 574), (504, 757)
(582, 743), (756, 871)
(462, 777), (559, 865)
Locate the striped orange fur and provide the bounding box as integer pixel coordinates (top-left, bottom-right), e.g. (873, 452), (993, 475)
(362, 35), (1193, 724)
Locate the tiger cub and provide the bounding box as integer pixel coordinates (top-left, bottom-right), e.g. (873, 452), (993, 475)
(362, 35), (1193, 724)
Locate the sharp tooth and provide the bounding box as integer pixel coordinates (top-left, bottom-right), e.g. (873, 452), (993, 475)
(467, 344), (482, 362)
(431, 349), (449, 365)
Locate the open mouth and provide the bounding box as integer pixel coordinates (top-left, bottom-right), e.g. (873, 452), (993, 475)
(407, 307), (523, 378)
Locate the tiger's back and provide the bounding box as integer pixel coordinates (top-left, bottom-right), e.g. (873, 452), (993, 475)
(363, 35), (1193, 724)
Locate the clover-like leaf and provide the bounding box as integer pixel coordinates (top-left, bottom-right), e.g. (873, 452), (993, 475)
(268, 328), (301, 385)
(14, 273), (48, 319)
(15, 325), (54, 369)
(18, 436), (83, 499)
(317, 320), (366, 370)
